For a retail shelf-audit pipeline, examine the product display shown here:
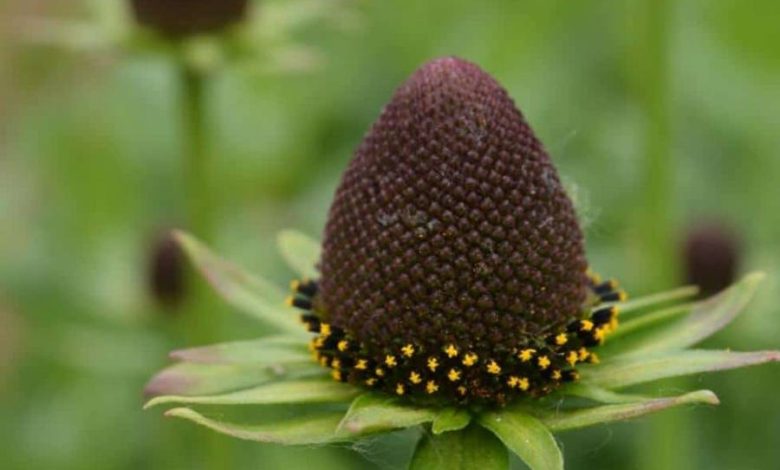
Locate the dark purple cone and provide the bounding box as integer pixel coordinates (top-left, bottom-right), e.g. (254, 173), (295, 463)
(318, 57), (588, 358)
(148, 231), (187, 309)
(130, 0), (249, 38)
(683, 222), (741, 297)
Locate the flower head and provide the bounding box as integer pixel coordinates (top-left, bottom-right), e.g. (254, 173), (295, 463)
(130, 0), (249, 38)
(148, 229), (187, 310)
(683, 221), (741, 297)
(292, 57), (624, 405)
(145, 58), (779, 469)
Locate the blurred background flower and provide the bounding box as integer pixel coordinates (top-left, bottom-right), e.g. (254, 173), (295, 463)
(1, 0), (779, 469)
(130, 0), (250, 38)
(147, 229), (187, 311)
(682, 221), (742, 298)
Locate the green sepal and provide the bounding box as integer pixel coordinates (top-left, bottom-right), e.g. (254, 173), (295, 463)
(410, 424), (508, 470)
(336, 394), (439, 437)
(617, 285), (698, 317)
(564, 384), (649, 404)
(174, 231), (303, 334)
(539, 390), (719, 432)
(164, 408), (352, 445)
(277, 229), (321, 279)
(431, 408), (472, 435)
(604, 272), (765, 357)
(144, 361), (322, 397)
(580, 349), (780, 390)
(607, 302), (693, 341)
(479, 407), (563, 470)
(144, 376), (358, 409)
(169, 336), (310, 365)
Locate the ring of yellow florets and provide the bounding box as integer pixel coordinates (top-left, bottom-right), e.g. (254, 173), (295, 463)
(285, 273), (626, 406)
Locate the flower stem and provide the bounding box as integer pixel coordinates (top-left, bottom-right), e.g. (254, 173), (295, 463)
(178, 62), (222, 347)
(180, 64), (214, 243)
(177, 60), (230, 467)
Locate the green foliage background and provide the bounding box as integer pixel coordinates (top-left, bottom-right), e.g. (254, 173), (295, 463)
(1, 0), (778, 468)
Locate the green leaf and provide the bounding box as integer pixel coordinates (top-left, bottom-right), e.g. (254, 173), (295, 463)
(144, 377), (358, 409)
(164, 408), (350, 445)
(540, 390), (719, 432)
(337, 394), (439, 436)
(431, 408), (472, 435)
(617, 285), (699, 317)
(174, 231), (303, 335)
(608, 272), (765, 356)
(580, 349), (780, 390)
(607, 302), (693, 341)
(410, 425), (508, 470)
(479, 407), (563, 470)
(277, 229), (321, 279)
(169, 336), (310, 365)
(564, 384), (649, 404)
(144, 361), (322, 397)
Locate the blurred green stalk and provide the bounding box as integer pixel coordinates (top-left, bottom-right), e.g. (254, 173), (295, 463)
(177, 61), (232, 466)
(634, 0), (673, 288)
(178, 63), (221, 345)
(627, 1), (694, 470)
(180, 65), (214, 243)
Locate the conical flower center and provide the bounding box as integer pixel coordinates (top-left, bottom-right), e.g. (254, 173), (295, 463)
(288, 57), (625, 405)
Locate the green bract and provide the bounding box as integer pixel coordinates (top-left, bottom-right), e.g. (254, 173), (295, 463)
(143, 230), (779, 470)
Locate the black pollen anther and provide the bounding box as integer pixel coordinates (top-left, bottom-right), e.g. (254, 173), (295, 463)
(591, 306), (616, 324)
(582, 333), (602, 347)
(296, 279), (319, 298)
(566, 320), (583, 333)
(301, 314), (321, 331)
(290, 297), (313, 310)
(562, 370), (579, 382)
(593, 280), (618, 295)
(599, 291), (624, 302)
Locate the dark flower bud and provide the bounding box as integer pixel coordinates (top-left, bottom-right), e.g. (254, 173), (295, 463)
(683, 222), (741, 297)
(289, 58), (625, 405)
(130, 0), (249, 38)
(148, 230), (187, 310)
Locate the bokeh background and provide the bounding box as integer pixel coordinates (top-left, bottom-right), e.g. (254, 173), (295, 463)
(1, 0), (779, 468)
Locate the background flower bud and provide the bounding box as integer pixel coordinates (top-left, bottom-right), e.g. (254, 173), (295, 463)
(682, 221), (741, 297)
(130, 0), (249, 38)
(148, 230), (187, 310)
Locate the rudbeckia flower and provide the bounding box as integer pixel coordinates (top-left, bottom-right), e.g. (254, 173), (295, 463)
(145, 57), (779, 469)
(683, 221), (741, 297)
(131, 0), (249, 38)
(14, 0), (360, 75)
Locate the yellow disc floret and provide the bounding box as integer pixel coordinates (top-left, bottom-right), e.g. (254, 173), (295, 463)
(462, 353), (479, 367)
(444, 344), (459, 358)
(486, 360), (501, 375)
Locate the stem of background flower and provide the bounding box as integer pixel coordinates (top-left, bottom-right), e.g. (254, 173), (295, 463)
(177, 61), (232, 467)
(627, 1), (694, 470)
(178, 63), (221, 345)
(181, 65), (214, 243)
